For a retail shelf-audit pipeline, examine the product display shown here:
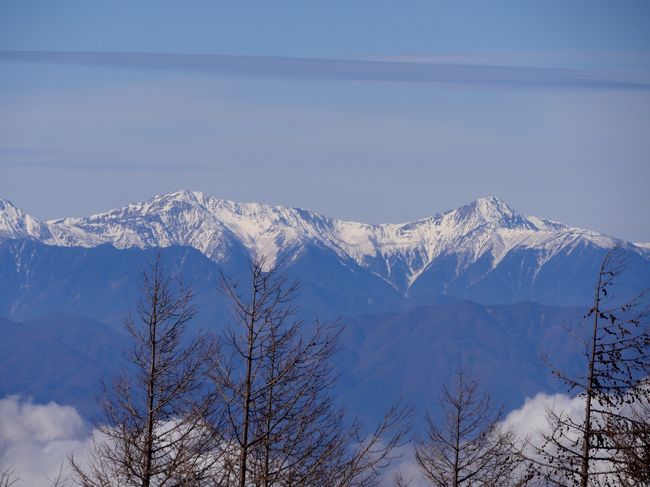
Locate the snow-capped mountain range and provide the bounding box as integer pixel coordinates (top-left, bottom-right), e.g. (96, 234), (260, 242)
(0, 190), (645, 295)
(2, 192), (649, 420)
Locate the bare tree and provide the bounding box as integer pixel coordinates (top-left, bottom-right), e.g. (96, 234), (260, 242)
(70, 255), (219, 487)
(211, 258), (410, 487)
(0, 468), (18, 487)
(606, 381), (650, 486)
(414, 369), (526, 487)
(526, 249), (650, 486)
(332, 400), (413, 487)
(47, 464), (70, 487)
(0, 464), (69, 487)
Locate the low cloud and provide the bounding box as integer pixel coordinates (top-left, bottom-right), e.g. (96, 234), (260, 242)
(0, 392), (621, 486)
(1, 50), (648, 91)
(387, 392), (586, 485)
(0, 396), (90, 486)
(503, 392), (585, 440)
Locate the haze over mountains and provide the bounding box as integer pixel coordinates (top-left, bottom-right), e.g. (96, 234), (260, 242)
(1, 191), (649, 421)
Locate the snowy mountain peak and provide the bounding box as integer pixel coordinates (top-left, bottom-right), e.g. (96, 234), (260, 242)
(147, 189), (211, 208)
(450, 196), (536, 231)
(468, 196), (515, 220)
(0, 197), (50, 241)
(0, 197), (20, 213)
(0, 191), (630, 293)
(83, 189), (208, 220)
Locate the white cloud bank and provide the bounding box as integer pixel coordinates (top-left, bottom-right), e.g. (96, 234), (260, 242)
(386, 392), (588, 486)
(504, 391), (585, 439)
(0, 392), (589, 486)
(0, 396), (91, 486)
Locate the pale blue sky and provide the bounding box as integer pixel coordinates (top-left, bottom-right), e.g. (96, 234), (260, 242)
(1, 1), (649, 240)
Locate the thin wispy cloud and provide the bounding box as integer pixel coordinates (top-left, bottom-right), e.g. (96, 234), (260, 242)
(0, 160), (214, 172)
(0, 147), (215, 172)
(1, 50), (648, 90)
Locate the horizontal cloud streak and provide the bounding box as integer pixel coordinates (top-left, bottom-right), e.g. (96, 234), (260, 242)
(0, 160), (215, 172)
(1, 50), (649, 90)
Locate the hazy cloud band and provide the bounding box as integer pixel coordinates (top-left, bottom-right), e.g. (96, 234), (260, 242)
(1, 50), (649, 90)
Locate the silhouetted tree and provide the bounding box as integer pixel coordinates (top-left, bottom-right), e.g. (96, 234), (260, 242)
(413, 369), (526, 487)
(70, 256), (219, 487)
(526, 249), (650, 486)
(606, 380), (650, 486)
(211, 258), (411, 487)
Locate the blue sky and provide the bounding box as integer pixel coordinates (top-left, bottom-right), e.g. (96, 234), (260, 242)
(1, 1), (649, 240)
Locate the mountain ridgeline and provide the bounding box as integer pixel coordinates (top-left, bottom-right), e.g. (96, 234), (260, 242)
(1, 191), (649, 318)
(1, 191), (649, 421)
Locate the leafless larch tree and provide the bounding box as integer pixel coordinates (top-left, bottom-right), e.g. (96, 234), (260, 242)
(604, 380), (650, 486)
(210, 258), (411, 487)
(70, 256), (220, 487)
(412, 368), (527, 487)
(526, 249), (650, 486)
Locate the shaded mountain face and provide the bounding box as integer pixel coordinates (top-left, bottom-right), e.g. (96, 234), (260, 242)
(0, 302), (587, 424)
(0, 314), (124, 420)
(1, 191), (648, 310)
(0, 240), (405, 326)
(339, 301), (588, 424)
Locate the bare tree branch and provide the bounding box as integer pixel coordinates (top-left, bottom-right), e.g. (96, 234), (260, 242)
(414, 368), (528, 487)
(70, 253), (222, 487)
(211, 258), (411, 487)
(525, 248), (650, 487)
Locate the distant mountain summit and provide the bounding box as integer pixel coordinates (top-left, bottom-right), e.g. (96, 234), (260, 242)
(1, 191), (647, 302)
(2, 192), (650, 420)
(0, 197), (52, 242)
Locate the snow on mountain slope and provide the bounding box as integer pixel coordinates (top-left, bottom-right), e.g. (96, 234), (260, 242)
(45, 191), (335, 263)
(0, 198), (52, 241)
(0, 191), (631, 292)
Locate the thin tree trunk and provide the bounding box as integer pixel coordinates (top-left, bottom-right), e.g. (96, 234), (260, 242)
(239, 281), (258, 487)
(580, 260), (605, 487)
(239, 327), (254, 487)
(453, 374), (462, 487)
(143, 280), (159, 487)
(263, 350), (276, 487)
